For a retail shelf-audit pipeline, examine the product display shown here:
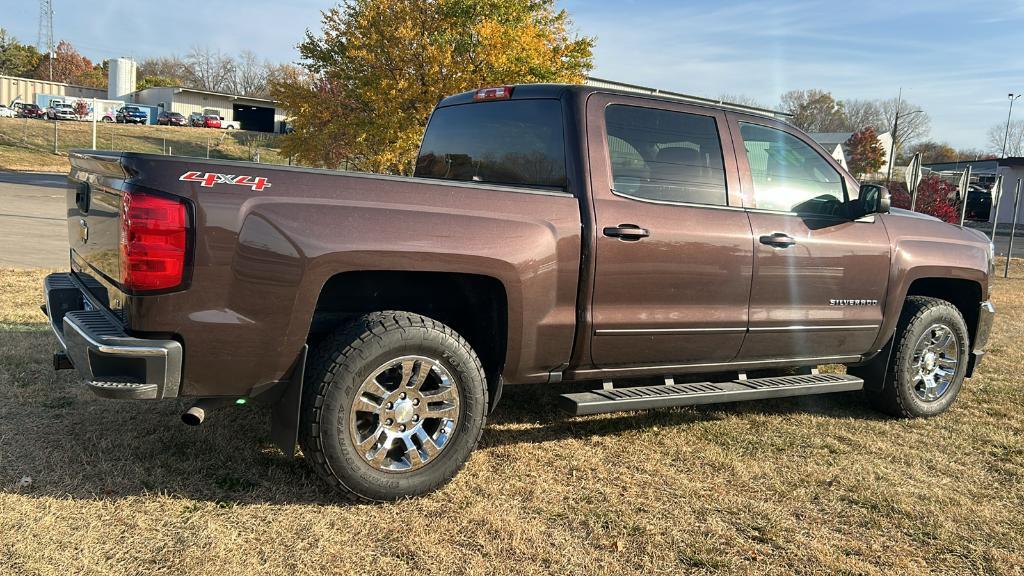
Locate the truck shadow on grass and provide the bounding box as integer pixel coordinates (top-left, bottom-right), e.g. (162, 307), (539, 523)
(1, 329), (880, 505)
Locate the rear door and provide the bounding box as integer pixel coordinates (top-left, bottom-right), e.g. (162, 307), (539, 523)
(586, 94), (753, 368)
(727, 116), (890, 361)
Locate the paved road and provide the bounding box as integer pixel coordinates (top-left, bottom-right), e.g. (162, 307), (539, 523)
(986, 228), (1024, 258)
(0, 171), (68, 269)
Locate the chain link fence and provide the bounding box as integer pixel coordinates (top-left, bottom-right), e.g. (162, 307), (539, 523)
(0, 117), (288, 171)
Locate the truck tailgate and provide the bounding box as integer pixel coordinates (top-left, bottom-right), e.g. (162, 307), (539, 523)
(67, 152), (128, 307)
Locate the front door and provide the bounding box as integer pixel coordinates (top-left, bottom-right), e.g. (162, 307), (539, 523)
(728, 116), (891, 362)
(587, 94), (753, 369)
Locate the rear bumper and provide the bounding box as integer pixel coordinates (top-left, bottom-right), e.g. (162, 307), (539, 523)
(44, 272), (182, 399)
(967, 300), (995, 377)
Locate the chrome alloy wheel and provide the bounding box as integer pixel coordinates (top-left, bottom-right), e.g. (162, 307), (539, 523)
(348, 355), (461, 472)
(911, 324), (960, 402)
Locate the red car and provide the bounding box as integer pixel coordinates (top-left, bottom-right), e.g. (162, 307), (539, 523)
(202, 115), (222, 129)
(157, 112), (188, 126)
(15, 103), (46, 119)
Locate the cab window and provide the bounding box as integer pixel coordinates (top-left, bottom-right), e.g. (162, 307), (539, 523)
(605, 105), (728, 206)
(739, 123), (845, 216)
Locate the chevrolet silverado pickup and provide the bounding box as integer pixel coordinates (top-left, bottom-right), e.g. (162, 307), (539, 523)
(45, 84), (995, 501)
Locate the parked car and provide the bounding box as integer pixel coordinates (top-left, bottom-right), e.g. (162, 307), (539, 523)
(49, 84), (995, 501)
(0, 104), (15, 118)
(217, 117), (239, 130)
(15, 103), (46, 119)
(158, 111), (188, 126)
(201, 115), (222, 128)
(188, 112), (205, 127)
(116, 106), (148, 124)
(964, 185), (993, 221)
(47, 102), (78, 120)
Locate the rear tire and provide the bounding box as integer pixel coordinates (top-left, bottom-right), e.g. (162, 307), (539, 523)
(299, 311), (488, 501)
(864, 296), (969, 418)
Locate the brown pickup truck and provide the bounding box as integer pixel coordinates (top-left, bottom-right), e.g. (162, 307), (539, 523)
(45, 84), (995, 500)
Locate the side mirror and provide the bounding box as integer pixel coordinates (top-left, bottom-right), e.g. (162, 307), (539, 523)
(859, 183), (891, 215)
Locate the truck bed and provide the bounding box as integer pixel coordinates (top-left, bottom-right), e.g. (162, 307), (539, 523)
(63, 151), (583, 397)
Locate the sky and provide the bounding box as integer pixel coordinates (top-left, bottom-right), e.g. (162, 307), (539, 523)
(5, 0), (1024, 149)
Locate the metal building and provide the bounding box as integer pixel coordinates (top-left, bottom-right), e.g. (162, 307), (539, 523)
(1, 74), (106, 107)
(129, 86), (288, 133)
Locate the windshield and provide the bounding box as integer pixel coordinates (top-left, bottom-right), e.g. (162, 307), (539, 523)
(125, 107), (140, 112)
(415, 99), (566, 189)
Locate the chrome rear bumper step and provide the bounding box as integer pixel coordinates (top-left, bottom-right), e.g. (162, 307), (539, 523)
(44, 273), (183, 400)
(559, 373), (863, 416)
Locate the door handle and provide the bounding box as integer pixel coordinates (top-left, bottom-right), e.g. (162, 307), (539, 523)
(603, 224), (650, 241)
(759, 232), (796, 248)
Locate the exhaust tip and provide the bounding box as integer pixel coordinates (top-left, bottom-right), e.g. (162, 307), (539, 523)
(181, 406), (205, 426)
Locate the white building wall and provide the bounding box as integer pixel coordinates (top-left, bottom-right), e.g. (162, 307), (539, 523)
(994, 166), (1024, 225)
(828, 143), (847, 169)
(877, 131), (894, 176)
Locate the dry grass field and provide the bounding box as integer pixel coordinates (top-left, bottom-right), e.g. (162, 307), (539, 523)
(0, 117), (287, 173)
(1, 266), (1022, 575)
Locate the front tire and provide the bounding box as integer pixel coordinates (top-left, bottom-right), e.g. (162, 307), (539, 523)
(864, 296), (969, 418)
(299, 311), (488, 501)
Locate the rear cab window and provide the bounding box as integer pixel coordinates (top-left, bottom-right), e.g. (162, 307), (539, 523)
(604, 104), (729, 206)
(415, 99), (566, 189)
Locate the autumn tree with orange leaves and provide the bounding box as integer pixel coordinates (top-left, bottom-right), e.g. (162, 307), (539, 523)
(845, 127), (886, 176)
(272, 0), (594, 174)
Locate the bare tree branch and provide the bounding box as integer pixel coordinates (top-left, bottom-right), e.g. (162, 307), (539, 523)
(840, 99), (885, 132)
(880, 97), (930, 153)
(988, 119), (1024, 157)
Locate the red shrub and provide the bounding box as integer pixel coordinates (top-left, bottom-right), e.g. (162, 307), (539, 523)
(888, 175), (960, 224)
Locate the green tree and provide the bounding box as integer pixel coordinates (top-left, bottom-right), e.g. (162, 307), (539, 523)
(780, 89), (847, 133)
(272, 0), (595, 173)
(845, 127), (886, 176)
(137, 75), (180, 90)
(0, 28), (42, 77)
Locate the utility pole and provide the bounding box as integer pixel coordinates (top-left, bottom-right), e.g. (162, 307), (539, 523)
(885, 89), (902, 185)
(1002, 94), (1021, 159)
(885, 89), (923, 186)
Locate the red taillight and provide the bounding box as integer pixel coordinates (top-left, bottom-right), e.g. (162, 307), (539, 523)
(120, 191), (188, 292)
(473, 86), (513, 101)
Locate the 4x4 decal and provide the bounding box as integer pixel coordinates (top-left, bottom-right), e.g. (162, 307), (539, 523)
(179, 171), (271, 192)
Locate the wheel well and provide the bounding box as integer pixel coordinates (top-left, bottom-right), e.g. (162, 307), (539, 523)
(905, 277), (981, 345)
(308, 270), (508, 390)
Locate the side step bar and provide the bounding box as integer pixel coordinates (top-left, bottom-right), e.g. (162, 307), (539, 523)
(559, 373), (863, 416)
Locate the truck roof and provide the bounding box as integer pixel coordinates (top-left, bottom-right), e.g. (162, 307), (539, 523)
(436, 83), (788, 120)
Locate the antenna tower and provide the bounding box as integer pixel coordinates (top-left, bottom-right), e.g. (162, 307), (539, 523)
(37, 0), (54, 81)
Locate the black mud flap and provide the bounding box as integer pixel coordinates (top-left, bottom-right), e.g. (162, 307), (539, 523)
(847, 337), (894, 392)
(271, 345), (307, 458)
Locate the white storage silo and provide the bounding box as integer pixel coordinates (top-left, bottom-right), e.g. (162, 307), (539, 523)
(107, 58), (137, 100)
